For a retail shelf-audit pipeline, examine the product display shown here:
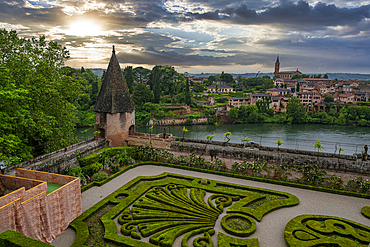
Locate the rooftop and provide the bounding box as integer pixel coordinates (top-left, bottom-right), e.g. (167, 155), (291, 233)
(94, 46), (135, 113)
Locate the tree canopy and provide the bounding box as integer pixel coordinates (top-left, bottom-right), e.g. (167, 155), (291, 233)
(0, 29), (85, 163)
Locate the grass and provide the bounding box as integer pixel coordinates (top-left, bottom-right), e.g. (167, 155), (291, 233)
(226, 216), (251, 231)
(46, 182), (63, 194)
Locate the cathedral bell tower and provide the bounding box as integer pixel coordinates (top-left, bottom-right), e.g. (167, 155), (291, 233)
(274, 55), (280, 74)
(93, 46), (135, 146)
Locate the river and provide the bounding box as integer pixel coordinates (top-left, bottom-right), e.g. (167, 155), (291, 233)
(135, 123), (370, 156)
(74, 123), (370, 156)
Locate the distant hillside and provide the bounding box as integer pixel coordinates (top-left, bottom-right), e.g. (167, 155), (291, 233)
(326, 73), (370, 81)
(189, 73), (370, 81)
(86, 69), (370, 81)
(88, 68), (105, 78)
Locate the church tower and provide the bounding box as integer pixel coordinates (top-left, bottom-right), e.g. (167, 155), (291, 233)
(274, 55), (280, 74)
(94, 46), (135, 146)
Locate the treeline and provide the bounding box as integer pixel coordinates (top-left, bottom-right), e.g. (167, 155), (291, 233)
(227, 96), (370, 126)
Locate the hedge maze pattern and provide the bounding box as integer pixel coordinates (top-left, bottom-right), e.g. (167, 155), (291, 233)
(284, 215), (370, 247)
(70, 172), (299, 246)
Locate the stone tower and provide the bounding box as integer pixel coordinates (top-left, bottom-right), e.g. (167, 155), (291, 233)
(274, 55), (280, 74)
(94, 46), (135, 146)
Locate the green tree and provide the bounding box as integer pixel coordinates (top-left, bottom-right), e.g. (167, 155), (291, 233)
(133, 66), (150, 83)
(184, 78), (191, 105)
(0, 66), (32, 161)
(296, 82), (300, 92)
(0, 29), (84, 160)
(193, 82), (204, 93)
(151, 66), (161, 103)
(286, 96), (307, 123)
(132, 83), (154, 107)
(323, 74), (329, 79)
(124, 66), (134, 93)
(324, 96), (334, 103)
(237, 105), (248, 123)
(220, 71), (234, 84)
(228, 107), (238, 121)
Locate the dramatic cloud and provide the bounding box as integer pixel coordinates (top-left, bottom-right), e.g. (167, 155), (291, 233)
(1, 0), (370, 73)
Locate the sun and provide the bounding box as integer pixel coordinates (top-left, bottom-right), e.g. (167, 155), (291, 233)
(66, 20), (102, 37)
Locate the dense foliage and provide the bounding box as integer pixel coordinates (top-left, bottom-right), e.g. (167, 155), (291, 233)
(235, 76), (274, 92)
(0, 29), (86, 163)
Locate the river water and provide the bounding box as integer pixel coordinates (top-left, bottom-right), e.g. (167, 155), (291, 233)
(135, 123), (370, 156)
(74, 123), (369, 156)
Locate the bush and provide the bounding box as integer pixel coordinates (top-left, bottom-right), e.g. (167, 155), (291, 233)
(79, 152), (100, 167)
(92, 172), (108, 182)
(78, 147), (133, 167)
(68, 165), (86, 184)
(0, 230), (51, 246)
(111, 164), (120, 173)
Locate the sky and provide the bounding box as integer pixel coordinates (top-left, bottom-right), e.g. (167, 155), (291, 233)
(1, 0), (370, 74)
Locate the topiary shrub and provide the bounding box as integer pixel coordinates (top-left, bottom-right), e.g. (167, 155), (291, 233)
(92, 172), (108, 182)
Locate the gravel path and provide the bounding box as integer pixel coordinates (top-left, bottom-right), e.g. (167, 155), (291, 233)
(51, 165), (370, 247)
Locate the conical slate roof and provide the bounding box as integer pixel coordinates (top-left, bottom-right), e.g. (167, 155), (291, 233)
(94, 46), (135, 113)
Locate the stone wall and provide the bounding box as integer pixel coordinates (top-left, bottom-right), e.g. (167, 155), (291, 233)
(127, 135), (171, 150)
(170, 138), (369, 174)
(3, 139), (106, 176)
(148, 116), (208, 126)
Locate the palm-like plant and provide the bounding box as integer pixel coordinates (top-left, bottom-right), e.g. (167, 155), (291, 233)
(312, 140), (325, 152)
(273, 138), (287, 151)
(223, 132), (232, 143)
(237, 136), (251, 147)
(182, 126), (188, 139)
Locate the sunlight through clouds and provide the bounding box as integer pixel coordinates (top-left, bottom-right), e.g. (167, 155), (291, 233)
(1, 0), (369, 73)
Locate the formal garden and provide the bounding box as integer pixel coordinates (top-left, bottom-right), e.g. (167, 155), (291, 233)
(65, 146), (370, 246)
(1, 146), (370, 246)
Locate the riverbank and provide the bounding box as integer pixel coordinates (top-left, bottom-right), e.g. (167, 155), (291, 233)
(135, 123), (370, 156)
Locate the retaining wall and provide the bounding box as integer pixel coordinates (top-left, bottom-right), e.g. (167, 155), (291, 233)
(171, 138), (370, 174)
(3, 139), (106, 176)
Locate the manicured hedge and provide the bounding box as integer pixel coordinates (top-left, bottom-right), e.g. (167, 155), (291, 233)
(0, 230), (51, 247)
(362, 206), (370, 219)
(73, 171), (298, 246)
(81, 161), (370, 200)
(284, 215), (370, 246)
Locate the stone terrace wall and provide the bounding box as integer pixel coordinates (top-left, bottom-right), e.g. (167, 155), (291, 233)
(127, 135), (171, 150)
(148, 116), (208, 126)
(171, 138), (369, 174)
(3, 139), (106, 176)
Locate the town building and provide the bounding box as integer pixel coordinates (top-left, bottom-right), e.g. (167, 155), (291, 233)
(337, 94), (355, 104)
(266, 88), (291, 96)
(273, 56), (302, 79)
(228, 97), (251, 107)
(207, 84), (234, 93)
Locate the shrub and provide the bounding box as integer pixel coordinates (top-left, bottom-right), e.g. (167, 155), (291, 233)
(67, 165), (86, 185)
(79, 152), (100, 167)
(91, 162), (103, 173)
(92, 172), (108, 182)
(111, 164), (120, 174)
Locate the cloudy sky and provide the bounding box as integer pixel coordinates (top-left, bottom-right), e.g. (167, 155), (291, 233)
(1, 0), (370, 73)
